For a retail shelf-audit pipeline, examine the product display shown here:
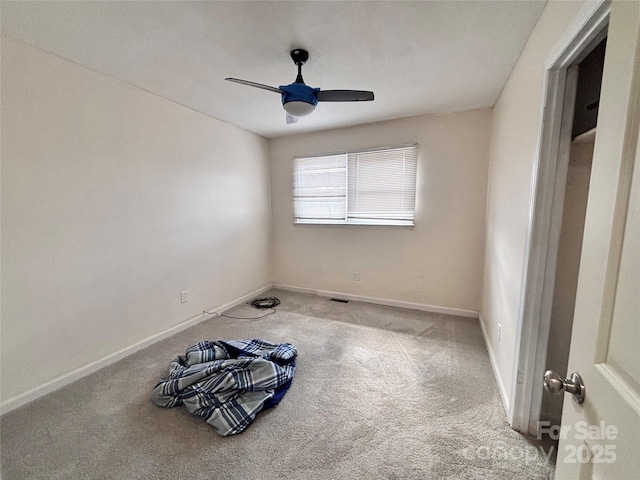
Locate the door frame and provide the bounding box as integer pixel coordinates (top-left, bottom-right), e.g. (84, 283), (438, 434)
(510, 0), (611, 435)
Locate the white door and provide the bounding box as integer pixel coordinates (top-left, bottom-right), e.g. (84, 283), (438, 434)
(554, 2), (640, 479)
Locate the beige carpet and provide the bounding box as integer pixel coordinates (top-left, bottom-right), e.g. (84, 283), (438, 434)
(1, 289), (555, 479)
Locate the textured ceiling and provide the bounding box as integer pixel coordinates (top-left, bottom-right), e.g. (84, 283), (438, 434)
(1, 1), (546, 139)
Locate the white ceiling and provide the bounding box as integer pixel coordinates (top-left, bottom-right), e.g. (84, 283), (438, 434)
(1, 1), (546, 139)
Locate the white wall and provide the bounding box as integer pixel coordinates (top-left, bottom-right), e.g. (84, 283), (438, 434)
(270, 110), (492, 313)
(541, 140), (594, 424)
(0, 37), (272, 407)
(480, 0), (586, 408)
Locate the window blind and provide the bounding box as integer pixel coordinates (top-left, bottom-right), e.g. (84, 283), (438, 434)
(293, 144), (417, 226)
(293, 154), (347, 223)
(347, 146), (417, 225)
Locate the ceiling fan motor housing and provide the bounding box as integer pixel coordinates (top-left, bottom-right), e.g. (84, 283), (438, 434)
(279, 83), (319, 116)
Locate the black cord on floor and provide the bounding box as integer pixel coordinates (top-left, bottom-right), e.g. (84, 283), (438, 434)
(249, 296), (280, 309)
(216, 296), (280, 320)
(220, 308), (276, 320)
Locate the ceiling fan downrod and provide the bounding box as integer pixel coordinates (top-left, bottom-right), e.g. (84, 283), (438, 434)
(291, 49), (308, 84)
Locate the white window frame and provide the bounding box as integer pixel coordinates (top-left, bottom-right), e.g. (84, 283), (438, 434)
(293, 143), (418, 227)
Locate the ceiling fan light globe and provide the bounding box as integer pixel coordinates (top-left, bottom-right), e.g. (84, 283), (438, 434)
(283, 101), (316, 117)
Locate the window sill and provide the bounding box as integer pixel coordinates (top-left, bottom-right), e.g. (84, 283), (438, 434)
(294, 220), (414, 228)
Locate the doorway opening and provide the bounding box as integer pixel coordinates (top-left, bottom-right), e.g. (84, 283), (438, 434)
(508, 0), (611, 437)
(540, 37), (607, 427)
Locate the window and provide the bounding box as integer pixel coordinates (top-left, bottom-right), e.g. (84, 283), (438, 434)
(293, 144), (417, 226)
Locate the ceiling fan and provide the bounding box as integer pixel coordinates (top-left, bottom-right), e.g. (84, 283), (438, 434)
(225, 49), (374, 124)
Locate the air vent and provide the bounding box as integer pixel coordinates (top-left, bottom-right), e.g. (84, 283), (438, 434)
(330, 298), (349, 303)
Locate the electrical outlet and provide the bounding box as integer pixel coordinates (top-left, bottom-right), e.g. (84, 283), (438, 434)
(498, 323), (502, 343)
(353, 271), (360, 281)
(416, 276), (424, 289)
(180, 291), (188, 303)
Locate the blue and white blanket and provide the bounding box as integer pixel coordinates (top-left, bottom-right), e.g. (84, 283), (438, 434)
(151, 339), (297, 436)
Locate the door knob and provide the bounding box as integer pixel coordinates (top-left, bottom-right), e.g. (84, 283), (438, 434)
(543, 370), (585, 404)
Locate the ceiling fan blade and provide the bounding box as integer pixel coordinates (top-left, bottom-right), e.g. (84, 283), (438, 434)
(225, 78), (283, 94)
(286, 113), (299, 124)
(315, 90), (374, 102)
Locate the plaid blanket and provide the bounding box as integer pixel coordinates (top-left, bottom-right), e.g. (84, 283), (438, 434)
(151, 339), (297, 436)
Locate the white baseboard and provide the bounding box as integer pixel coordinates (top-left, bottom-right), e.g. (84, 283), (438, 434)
(270, 283), (317, 295)
(0, 284), (272, 415)
(478, 311), (510, 416)
(212, 284), (273, 314)
(273, 283), (478, 318)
